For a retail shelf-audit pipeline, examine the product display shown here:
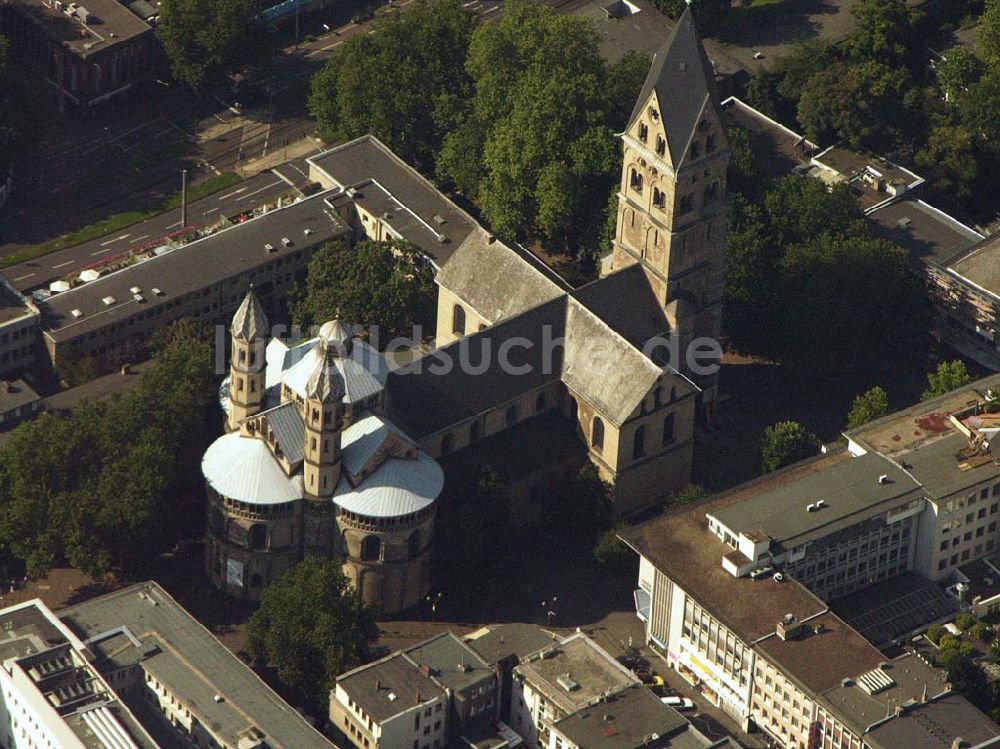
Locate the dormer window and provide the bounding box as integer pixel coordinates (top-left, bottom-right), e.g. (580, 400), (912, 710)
(638, 122), (649, 142)
(656, 136), (666, 157)
(690, 140), (700, 159)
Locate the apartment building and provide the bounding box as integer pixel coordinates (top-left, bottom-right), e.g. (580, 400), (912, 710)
(332, 632), (497, 749)
(511, 632), (640, 749)
(0, 278), (40, 378)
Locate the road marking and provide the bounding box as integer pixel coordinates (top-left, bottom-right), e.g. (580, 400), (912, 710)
(481, 4), (499, 14)
(167, 220), (182, 229)
(307, 39), (344, 56)
(217, 187), (248, 201)
(236, 179), (283, 202)
(52, 261), (74, 269)
(12, 273), (35, 282)
(99, 234), (130, 246)
(91, 248), (111, 256)
(129, 234), (150, 244)
(272, 168), (296, 187)
(262, 124), (272, 158)
(203, 207), (221, 216)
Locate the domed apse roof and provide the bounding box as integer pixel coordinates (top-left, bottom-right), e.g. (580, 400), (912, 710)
(202, 432), (304, 504)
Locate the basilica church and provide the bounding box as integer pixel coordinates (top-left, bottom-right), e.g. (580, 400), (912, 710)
(202, 7), (728, 614)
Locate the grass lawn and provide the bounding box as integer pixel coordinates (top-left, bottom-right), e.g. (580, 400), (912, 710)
(0, 172), (241, 269)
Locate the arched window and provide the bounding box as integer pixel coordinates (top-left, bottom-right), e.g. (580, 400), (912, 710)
(506, 404), (519, 426)
(656, 136), (666, 157)
(452, 304), (466, 336)
(633, 425), (646, 460)
(663, 412), (675, 446)
(408, 530), (421, 558)
(535, 391), (547, 413)
(441, 432), (454, 455)
(361, 535), (381, 562)
(592, 417), (605, 452)
(638, 122), (649, 142)
(630, 169), (643, 194)
(654, 386), (664, 407)
(469, 421), (481, 442)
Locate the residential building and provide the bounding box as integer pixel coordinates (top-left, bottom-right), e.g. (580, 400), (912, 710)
(0, 378), (41, 430)
(511, 632), (640, 748)
(621, 376), (1000, 748)
(203, 289), (442, 614)
(0, 277), (40, 378)
(331, 633), (497, 749)
(0, 0), (157, 111)
(0, 582), (339, 749)
(466, 624), (558, 723)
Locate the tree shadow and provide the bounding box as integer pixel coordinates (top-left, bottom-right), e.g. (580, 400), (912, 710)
(712, 0), (843, 50)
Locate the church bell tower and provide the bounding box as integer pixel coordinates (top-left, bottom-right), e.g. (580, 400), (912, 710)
(227, 287), (269, 431)
(608, 6), (729, 408)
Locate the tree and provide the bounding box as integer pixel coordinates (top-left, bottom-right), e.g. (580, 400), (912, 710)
(944, 651), (992, 712)
(916, 122), (979, 205)
(0, 37), (24, 174)
(540, 464), (612, 547)
(761, 421), (820, 473)
(922, 360), (973, 400)
(158, 0), (273, 89)
(245, 557), (378, 714)
(848, 0), (923, 69)
(670, 484), (709, 507)
(779, 234), (922, 367)
(926, 624), (945, 644)
(291, 239), (437, 341)
(972, 621), (994, 642)
(594, 521), (634, 573)
(980, 0), (1000, 74)
(846, 387), (890, 430)
(956, 612), (978, 630)
(648, 0), (734, 32)
(437, 0), (627, 250)
(763, 176), (865, 248)
(310, 0), (476, 167)
(937, 47), (984, 102)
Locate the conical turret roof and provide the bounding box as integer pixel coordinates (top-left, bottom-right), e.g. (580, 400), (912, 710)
(305, 339), (346, 402)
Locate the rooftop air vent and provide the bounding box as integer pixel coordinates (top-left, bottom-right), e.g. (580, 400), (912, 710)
(102, 296), (116, 306)
(304, 228), (314, 236)
(264, 243), (275, 252)
(281, 237), (292, 247)
(71, 309), (83, 318)
(387, 692), (397, 702)
(433, 214), (446, 225)
(878, 475), (891, 485)
(130, 286), (141, 294)
(151, 287), (164, 296)
(557, 674), (579, 692)
(815, 499), (826, 508)
(134, 294), (145, 303)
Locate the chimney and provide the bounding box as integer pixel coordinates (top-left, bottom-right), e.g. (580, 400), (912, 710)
(415, 690), (421, 705)
(375, 679), (380, 691)
(952, 739), (968, 749)
(419, 664), (431, 678)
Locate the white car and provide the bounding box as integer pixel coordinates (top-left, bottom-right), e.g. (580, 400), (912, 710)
(661, 696), (695, 711)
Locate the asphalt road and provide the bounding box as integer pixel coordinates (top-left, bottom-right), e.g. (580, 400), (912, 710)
(5, 165), (306, 293)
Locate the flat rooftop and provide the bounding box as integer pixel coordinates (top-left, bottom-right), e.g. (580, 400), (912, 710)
(623, 459), (834, 643)
(948, 232), (1000, 300)
(811, 147), (923, 212)
(0, 600), (68, 663)
(0, 278), (35, 325)
(755, 611), (882, 697)
(708, 450), (920, 547)
(40, 192), (348, 341)
(959, 557), (1000, 606)
(552, 686), (702, 749)
(0, 378), (41, 415)
(721, 98), (816, 178)
(307, 136), (477, 266)
(867, 198), (982, 267)
(516, 633), (639, 716)
(337, 651), (442, 724)
(7, 0), (152, 57)
(59, 582), (338, 749)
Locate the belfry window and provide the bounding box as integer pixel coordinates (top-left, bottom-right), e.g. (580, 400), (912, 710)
(592, 417), (605, 452)
(638, 122), (649, 142)
(653, 188), (666, 210)
(704, 181), (719, 204)
(630, 169), (643, 194)
(690, 140), (700, 159)
(663, 412), (676, 446)
(452, 304), (466, 336)
(679, 194), (693, 214)
(656, 136), (666, 157)
(633, 425), (647, 460)
(706, 133), (717, 152)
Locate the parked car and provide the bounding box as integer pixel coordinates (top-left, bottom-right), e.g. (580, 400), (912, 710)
(661, 696), (695, 711)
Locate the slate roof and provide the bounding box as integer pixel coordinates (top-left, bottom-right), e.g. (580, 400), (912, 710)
(305, 341), (347, 403)
(403, 633), (493, 692)
(231, 287), (268, 341)
(570, 264), (669, 349)
(627, 6), (723, 164)
(436, 228), (569, 324)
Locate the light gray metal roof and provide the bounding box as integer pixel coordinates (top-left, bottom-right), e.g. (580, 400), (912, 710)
(281, 338), (386, 404)
(201, 432), (304, 504)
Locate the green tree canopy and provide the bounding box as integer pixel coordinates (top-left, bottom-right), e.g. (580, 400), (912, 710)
(846, 387), (890, 430)
(158, 0), (273, 89)
(0, 319), (219, 578)
(245, 557), (379, 714)
(937, 47), (984, 102)
(291, 239), (436, 341)
(922, 360), (973, 400)
(0, 36), (24, 173)
(761, 421), (820, 473)
(848, 0), (924, 69)
(980, 0), (1000, 74)
(310, 0), (476, 167)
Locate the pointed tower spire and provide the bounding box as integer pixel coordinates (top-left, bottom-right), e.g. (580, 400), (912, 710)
(227, 287), (270, 431)
(231, 286), (269, 342)
(302, 337), (346, 497)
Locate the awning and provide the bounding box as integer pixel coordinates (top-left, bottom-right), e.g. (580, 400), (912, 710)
(634, 588), (651, 622)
